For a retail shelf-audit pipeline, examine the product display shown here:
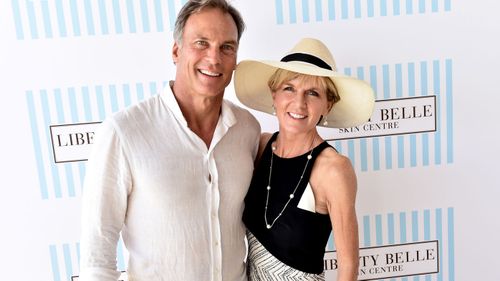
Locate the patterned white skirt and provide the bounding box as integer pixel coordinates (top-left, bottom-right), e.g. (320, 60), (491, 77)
(246, 231), (325, 281)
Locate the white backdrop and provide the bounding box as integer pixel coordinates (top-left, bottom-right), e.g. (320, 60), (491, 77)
(1, 0), (499, 280)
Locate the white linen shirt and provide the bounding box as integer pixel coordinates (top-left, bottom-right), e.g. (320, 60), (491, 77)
(79, 83), (260, 281)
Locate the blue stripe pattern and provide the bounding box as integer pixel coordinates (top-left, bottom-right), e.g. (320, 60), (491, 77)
(49, 242), (127, 280)
(69, 0), (81, 36)
(12, 0), (24, 39)
(41, 0), (53, 38)
(26, 92), (49, 199)
(140, 0), (151, 32)
(315, 0), (323, 21)
(356, 208), (455, 280)
(393, 0), (401, 16)
(26, 81), (164, 200)
(419, 0), (425, 13)
(445, 59), (454, 163)
(49, 245), (62, 281)
(154, 0), (165, 32)
(112, 0), (123, 34)
(10, 1), (454, 39)
(343, 68), (356, 167)
(400, 214), (407, 281)
(55, 0), (67, 37)
(354, 0), (362, 18)
(54, 90), (74, 199)
(380, 0), (388, 16)
(357, 66), (369, 171)
(382, 64), (393, 170)
(26, 0), (39, 39)
(399, 212), (407, 243)
(288, 0), (297, 24)
(126, 0), (137, 33)
(436, 208), (443, 281)
(84, 0), (96, 35)
(395, 64), (405, 168)
(369, 66), (381, 171)
(367, 0), (375, 17)
(97, 0), (109, 34)
(328, 0), (336, 20)
(433, 60), (442, 165)
(275, 0), (285, 24)
(11, 0), (183, 39)
(117, 238), (126, 270)
(448, 208), (455, 281)
(363, 215), (371, 247)
(406, 0), (414, 14)
(62, 244), (73, 281)
(41, 90), (63, 198)
(275, 0), (452, 24)
(341, 0), (348, 19)
(331, 59), (454, 172)
(167, 0), (177, 29)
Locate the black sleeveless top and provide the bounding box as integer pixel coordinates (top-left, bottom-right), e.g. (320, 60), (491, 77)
(243, 132), (333, 274)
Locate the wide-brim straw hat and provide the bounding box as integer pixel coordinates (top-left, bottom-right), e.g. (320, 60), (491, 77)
(234, 38), (375, 128)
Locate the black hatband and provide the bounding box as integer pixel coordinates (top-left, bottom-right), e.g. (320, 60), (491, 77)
(280, 53), (332, 71)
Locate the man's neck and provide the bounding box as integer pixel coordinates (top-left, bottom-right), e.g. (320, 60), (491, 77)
(171, 81), (223, 148)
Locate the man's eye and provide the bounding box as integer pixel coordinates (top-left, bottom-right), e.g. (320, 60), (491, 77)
(221, 44), (236, 54)
(195, 41), (208, 47)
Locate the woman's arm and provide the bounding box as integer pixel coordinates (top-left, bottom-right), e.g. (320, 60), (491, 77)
(314, 149), (359, 281)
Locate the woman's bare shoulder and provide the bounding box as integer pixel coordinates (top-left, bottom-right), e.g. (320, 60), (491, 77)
(313, 147), (357, 193)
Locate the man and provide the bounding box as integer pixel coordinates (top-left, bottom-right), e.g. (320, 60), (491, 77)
(78, 1), (260, 280)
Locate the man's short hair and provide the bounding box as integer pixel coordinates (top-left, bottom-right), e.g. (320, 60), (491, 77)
(173, 0), (245, 44)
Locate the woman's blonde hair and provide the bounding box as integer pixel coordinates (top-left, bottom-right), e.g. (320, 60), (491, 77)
(268, 69), (341, 107)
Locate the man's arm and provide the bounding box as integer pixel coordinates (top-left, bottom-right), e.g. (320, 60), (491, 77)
(78, 119), (131, 281)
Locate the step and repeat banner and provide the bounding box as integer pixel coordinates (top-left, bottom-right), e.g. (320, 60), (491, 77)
(1, 0), (499, 280)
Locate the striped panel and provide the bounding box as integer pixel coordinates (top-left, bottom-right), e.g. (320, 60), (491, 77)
(274, 0), (452, 24)
(26, 81), (165, 200)
(327, 59), (453, 171)
(326, 207), (455, 281)
(10, 0), (186, 40)
(50, 239), (127, 281)
(247, 232), (325, 280)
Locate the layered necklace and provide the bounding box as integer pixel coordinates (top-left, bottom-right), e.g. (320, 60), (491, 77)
(264, 135), (316, 229)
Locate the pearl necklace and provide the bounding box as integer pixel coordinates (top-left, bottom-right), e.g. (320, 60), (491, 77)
(264, 136), (316, 229)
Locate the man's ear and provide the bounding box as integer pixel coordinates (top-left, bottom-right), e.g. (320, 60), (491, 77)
(172, 42), (179, 64)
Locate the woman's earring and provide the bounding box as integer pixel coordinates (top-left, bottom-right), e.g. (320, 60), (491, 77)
(272, 105), (276, 115)
(322, 116), (328, 126)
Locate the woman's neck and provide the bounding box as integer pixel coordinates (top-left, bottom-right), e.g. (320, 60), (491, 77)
(273, 131), (321, 158)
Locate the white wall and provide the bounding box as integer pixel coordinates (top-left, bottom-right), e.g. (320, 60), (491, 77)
(0, 0), (498, 280)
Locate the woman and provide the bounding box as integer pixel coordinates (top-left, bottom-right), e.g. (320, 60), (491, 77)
(234, 38), (375, 280)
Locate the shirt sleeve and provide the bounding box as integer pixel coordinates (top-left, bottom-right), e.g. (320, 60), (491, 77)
(78, 118), (132, 281)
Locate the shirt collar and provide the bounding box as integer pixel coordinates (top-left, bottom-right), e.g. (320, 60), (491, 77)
(160, 81), (187, 127)
(160, 81), (238, 138)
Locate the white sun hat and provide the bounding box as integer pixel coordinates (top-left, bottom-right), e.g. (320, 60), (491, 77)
(234, 37), (375, 128)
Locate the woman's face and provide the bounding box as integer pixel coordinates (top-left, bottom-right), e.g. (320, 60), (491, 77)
(272, 75), (332, 135)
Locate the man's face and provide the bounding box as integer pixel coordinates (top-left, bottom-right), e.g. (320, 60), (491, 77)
(172, 8), (239, 99)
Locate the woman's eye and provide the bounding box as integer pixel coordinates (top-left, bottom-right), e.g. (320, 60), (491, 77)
(283, 86), (294, 92)
(307, 90), (319, 96)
